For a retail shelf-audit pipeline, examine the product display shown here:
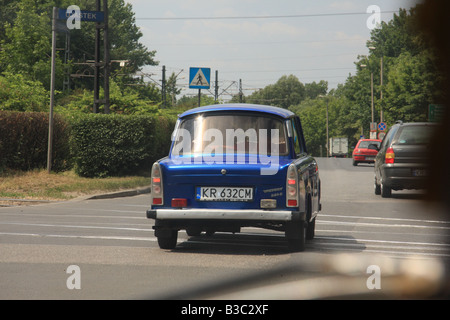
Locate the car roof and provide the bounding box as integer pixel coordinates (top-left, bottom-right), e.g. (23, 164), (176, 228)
(178, 103), (295, 119)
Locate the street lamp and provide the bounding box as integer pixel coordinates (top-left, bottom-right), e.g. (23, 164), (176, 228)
(360, 64), (375, 127)
(318, 95), (329, 158)
(369, 46), (383, 122)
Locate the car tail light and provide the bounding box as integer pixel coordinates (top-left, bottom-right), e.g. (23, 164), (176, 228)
(171, 198), (187, 208)
(151, 162), (163, 205)
(385, 147), (395, 164)
(286, 164), (299, 207)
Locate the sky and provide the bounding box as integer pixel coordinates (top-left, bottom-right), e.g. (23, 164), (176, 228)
(125, 0), (420, 102)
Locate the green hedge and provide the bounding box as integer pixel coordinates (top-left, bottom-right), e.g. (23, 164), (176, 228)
(0, 111), (176, 177)
(0, 111), (71, 171)
(68, 113), (176, 177)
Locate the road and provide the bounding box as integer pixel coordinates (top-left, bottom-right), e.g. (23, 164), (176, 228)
(0, 157), (449, 299)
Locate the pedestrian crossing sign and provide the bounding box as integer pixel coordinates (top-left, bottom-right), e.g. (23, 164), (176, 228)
(189, 67), (211, 89)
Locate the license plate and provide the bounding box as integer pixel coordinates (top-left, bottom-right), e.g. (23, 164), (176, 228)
(196, 187), (253, 201)
(412, 169), (428, 177)
(366, 156), (375, 161)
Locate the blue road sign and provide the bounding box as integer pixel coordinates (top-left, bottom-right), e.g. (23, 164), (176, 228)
(189, 67), (211, 89)
(378, 122), (387, 131)
(58, 8), (104, 22)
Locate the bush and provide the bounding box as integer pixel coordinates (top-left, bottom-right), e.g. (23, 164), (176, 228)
(0, 111), (71, 171)
(69, 113), (176, 177)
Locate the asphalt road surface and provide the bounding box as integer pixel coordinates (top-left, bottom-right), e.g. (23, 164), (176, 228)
(1, 157), (449, 299)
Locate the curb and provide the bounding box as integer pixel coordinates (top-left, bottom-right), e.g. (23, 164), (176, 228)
(86, 186), (151, 200)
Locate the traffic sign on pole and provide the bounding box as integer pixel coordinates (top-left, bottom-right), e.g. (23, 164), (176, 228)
(58, 8), (104, 22)
(189, 67), (211, 89)
(378, 122), (387, 131)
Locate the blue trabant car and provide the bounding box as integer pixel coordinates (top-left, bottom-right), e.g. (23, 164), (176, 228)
(146, 103), (321, 251)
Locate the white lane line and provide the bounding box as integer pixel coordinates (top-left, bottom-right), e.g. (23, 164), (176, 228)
(314, 236), (450, 249)
(319, 214), (450, 225)
(317, 220), (450, 231)
(0, 222), (152, 232)
(0, 232), (156, 242)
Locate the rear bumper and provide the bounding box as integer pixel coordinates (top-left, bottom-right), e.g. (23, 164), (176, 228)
(147, 208), (305, 222)
(353, 155), (376, 161)
(381, 165), (428, 190)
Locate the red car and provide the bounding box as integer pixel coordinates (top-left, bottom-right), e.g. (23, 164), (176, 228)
(352, 139), (381, 166)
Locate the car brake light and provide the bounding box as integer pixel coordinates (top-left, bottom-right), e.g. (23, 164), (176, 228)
(151, 162), (163, 205)
(171, 198), (187, 208)
(385, 147), (395, 164)
(286, 164), (299, 208)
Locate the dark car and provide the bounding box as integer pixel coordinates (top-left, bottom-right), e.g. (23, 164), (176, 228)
(146, 103), (321, 252)
(352, 138), (382, 166)
(374, 121), (437, 197)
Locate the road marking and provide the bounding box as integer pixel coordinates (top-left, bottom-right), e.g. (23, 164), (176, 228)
(320, 214), (450, 225)
(317, 220), (450, 231)
(0, 232), (155, 242)
(0, 222), (152, 232)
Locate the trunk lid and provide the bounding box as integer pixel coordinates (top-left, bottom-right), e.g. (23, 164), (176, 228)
(159, 155), (292, 210)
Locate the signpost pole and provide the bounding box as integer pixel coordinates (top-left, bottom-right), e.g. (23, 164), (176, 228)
(47, 7), (57, 173)
(198, 89), (201, 107)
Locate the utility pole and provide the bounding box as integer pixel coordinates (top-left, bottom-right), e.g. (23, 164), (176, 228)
(47, 7), (57, 173)
(380, 56), (383, 122)
(239, 79), (243, 103)
(214, 70), (218, 102)
(93, 0), (101, 113)
(93, 0), (109, 113)
(103, 0), (110, 113)
(162, 65), (166, 107)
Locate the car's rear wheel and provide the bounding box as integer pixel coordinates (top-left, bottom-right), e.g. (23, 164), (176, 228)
(380, 178), (392, 198)
(157, 230), (178, 249)
(306, 217), (316, 240)
(286, 220), (306, 252)
(374, 177), (381, 195)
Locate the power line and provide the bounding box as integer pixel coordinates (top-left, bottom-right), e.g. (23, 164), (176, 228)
(136, 11), (397, 21)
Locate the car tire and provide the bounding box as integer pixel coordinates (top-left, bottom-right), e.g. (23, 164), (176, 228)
(381, 178), (392, 198)
(157, 230), (178, 249)
(352, 160), (358, 166)
(306, 217), (316, 240)
(286, 221), (306, 252)
(374, 177), (381, 195)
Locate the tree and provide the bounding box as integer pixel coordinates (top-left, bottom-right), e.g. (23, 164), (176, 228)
(305, 81), (328, 100)
(0, 0), (157, 95)
(165, 72), (182, 108)
(383, 50), (444, 123)
(0, 72), (48, 112)
(0, 0), (64, 90)
(247, 75), (306, 109)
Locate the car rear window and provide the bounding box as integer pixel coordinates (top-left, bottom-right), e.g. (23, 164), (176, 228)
(396, 125), (435, 145)
(358, 140), (380, 148)
(172, 113), (288, 156)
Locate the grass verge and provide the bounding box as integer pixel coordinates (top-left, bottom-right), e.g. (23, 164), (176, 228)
(0, 169), (150, 202)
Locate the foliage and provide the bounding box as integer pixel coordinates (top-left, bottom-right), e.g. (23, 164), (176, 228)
(290, 5), (446, 155)
(246, 75), (306, 109)
(0, 72), (49, 112)
(56, 79), (161, 115)
(0, 111), (71, 171)
(69, 113), (176, 177)
(176, 94), (217, 110)
(0, 0), (157, 94)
